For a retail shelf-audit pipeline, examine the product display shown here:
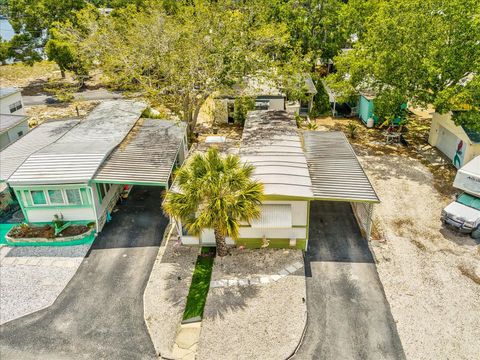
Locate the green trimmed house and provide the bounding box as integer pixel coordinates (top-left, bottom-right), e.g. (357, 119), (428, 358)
(177, 110), (380, 250)
(0, 100), (187, 239)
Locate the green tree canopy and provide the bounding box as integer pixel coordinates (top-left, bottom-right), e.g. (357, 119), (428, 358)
(163, 147), (264, 256)
(90, 0), (306, 131)
(328, 0), (480, 130)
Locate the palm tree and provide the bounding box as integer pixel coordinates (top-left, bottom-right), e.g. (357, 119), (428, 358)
(163, 147), (264, 256)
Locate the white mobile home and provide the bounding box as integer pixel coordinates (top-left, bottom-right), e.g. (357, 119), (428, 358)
(180, 110), (314, 249)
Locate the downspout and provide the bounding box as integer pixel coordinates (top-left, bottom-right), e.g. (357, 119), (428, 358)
(88, 185), (100, 232)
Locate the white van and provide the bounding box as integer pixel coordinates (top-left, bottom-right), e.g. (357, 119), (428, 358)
(441, 156), (480, 239)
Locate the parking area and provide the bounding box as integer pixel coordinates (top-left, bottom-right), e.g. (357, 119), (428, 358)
(0, 186), (167, 360)
(293, 201), (405, 360)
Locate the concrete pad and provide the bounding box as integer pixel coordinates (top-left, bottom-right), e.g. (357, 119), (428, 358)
(259, 276), (270, 284)
(278, 269), (289, 276)
(271, 275), (282, 282)
(176, 327), (201, 349)
(238, 279), (249, 286)
(227, 279), (238, 287)
(286, 265), (297, 273)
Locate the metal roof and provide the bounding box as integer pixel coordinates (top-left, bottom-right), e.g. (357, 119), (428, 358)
(240, 110), (313, 198)
(8, 100), (146, 186)
(0, 119), (80, 182)
(94, 119), (186, 185)
(0, 88), (20, 99)
(303, 131), (379, 203)
(0, 114), (28, 134)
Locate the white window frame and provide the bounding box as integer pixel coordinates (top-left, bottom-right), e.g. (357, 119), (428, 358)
(9, 100), (22, 113)
(29, 188), (84, 207)
(47, 189), (66, 205)
(65, 188), (83, 205)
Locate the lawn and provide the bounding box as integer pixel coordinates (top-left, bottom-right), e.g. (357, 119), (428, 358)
(182, 247), (215, 322)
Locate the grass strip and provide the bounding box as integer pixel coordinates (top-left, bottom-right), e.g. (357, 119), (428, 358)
(182, 247), (215, 321)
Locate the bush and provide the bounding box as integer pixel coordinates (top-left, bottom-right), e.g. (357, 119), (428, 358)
(346, 122), (358, 139)
(309, 74), (331, 118)
(233, 96), (255, 125)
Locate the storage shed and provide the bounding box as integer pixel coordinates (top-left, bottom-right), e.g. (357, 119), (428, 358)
(428, 111), (480, 168)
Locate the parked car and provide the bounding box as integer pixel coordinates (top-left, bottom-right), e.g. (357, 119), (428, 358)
(442, 156), (480, 239)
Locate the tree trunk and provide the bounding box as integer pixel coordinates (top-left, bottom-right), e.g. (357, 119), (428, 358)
(214, 229), (228, 257)
(60, 69), (66, 78)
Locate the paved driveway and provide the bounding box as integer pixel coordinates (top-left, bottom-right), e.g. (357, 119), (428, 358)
(0, 186), (167, 360)
(294, 201), (405, 360)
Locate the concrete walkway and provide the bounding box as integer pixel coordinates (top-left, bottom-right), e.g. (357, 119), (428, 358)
(0, 186), (167, 360)
(293, 201), (405, 360)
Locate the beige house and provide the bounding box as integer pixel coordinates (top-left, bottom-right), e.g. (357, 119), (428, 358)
(429, 112), (480, 168)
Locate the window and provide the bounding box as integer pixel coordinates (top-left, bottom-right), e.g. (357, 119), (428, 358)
(17, 131), (24, 137)
(250, 205), (292, 228)
(255, 100), (270, 110)
(66, 189), (82, 205)
(98, 183), (106, 200)
(9, 101), (22, 113)
(48, 190), (65, 204)
(31, 190), (47, 205)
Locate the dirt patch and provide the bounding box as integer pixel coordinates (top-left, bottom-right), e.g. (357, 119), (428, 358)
(0, 62), (106, 95)
(26, 101), (99, 126)
(58, 225), (90, 237)
(9, 225), (54, 239)
(8, 224), (89, 239)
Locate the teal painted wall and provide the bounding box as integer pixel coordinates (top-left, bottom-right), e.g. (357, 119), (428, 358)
(358, 95), (374, 124)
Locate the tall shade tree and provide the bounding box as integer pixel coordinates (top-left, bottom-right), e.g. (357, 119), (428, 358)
(45, 4), (101, 79)
(163, 147), (264, 257)
(328, 0), (480, 130)
(90, 0), (304, 132)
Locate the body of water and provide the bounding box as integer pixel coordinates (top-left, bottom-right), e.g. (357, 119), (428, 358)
(0, 18), (15, 41)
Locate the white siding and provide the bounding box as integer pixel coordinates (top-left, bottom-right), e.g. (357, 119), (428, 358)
(0, 92), (25, 115)
(267, 97), (285, 111)
(179, 200), (308, 246)
(25, 207), (96, 223)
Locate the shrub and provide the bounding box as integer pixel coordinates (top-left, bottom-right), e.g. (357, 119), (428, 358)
(309, 74), (331, 117)
(346, 122), (358, 139)
(233, 96), (255, 125)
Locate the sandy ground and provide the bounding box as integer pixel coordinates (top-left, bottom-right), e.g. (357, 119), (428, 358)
(314, 115), (480, 359)
(25, 101), (99, 126)
(143, 229), (198, 359)
(361, 154), (480, 360)
(198, 249), (307, 360)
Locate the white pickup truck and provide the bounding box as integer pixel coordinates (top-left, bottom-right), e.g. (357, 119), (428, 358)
(441, 156), (480, 239)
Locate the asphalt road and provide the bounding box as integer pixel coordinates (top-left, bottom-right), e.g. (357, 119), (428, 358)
(23, 88), (123, 106)
(294, 201), (405, 360)
(0, 186), (167, 360)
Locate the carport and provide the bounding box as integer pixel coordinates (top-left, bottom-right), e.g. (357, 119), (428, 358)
(303, 131), (380, 241)
(93, 119), (187, 188)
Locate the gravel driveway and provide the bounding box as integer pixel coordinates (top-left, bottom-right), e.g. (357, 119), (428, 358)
(0, 244), (91, 325)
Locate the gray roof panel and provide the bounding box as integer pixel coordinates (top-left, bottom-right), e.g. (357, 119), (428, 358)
(94, 119), (186, 185)
(8, 100), (146, 185)
(303, 131), (379, 203)
(0, 120), (80, 182)
(0, 114), (28, 134)
(240, 111), (313, 198)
